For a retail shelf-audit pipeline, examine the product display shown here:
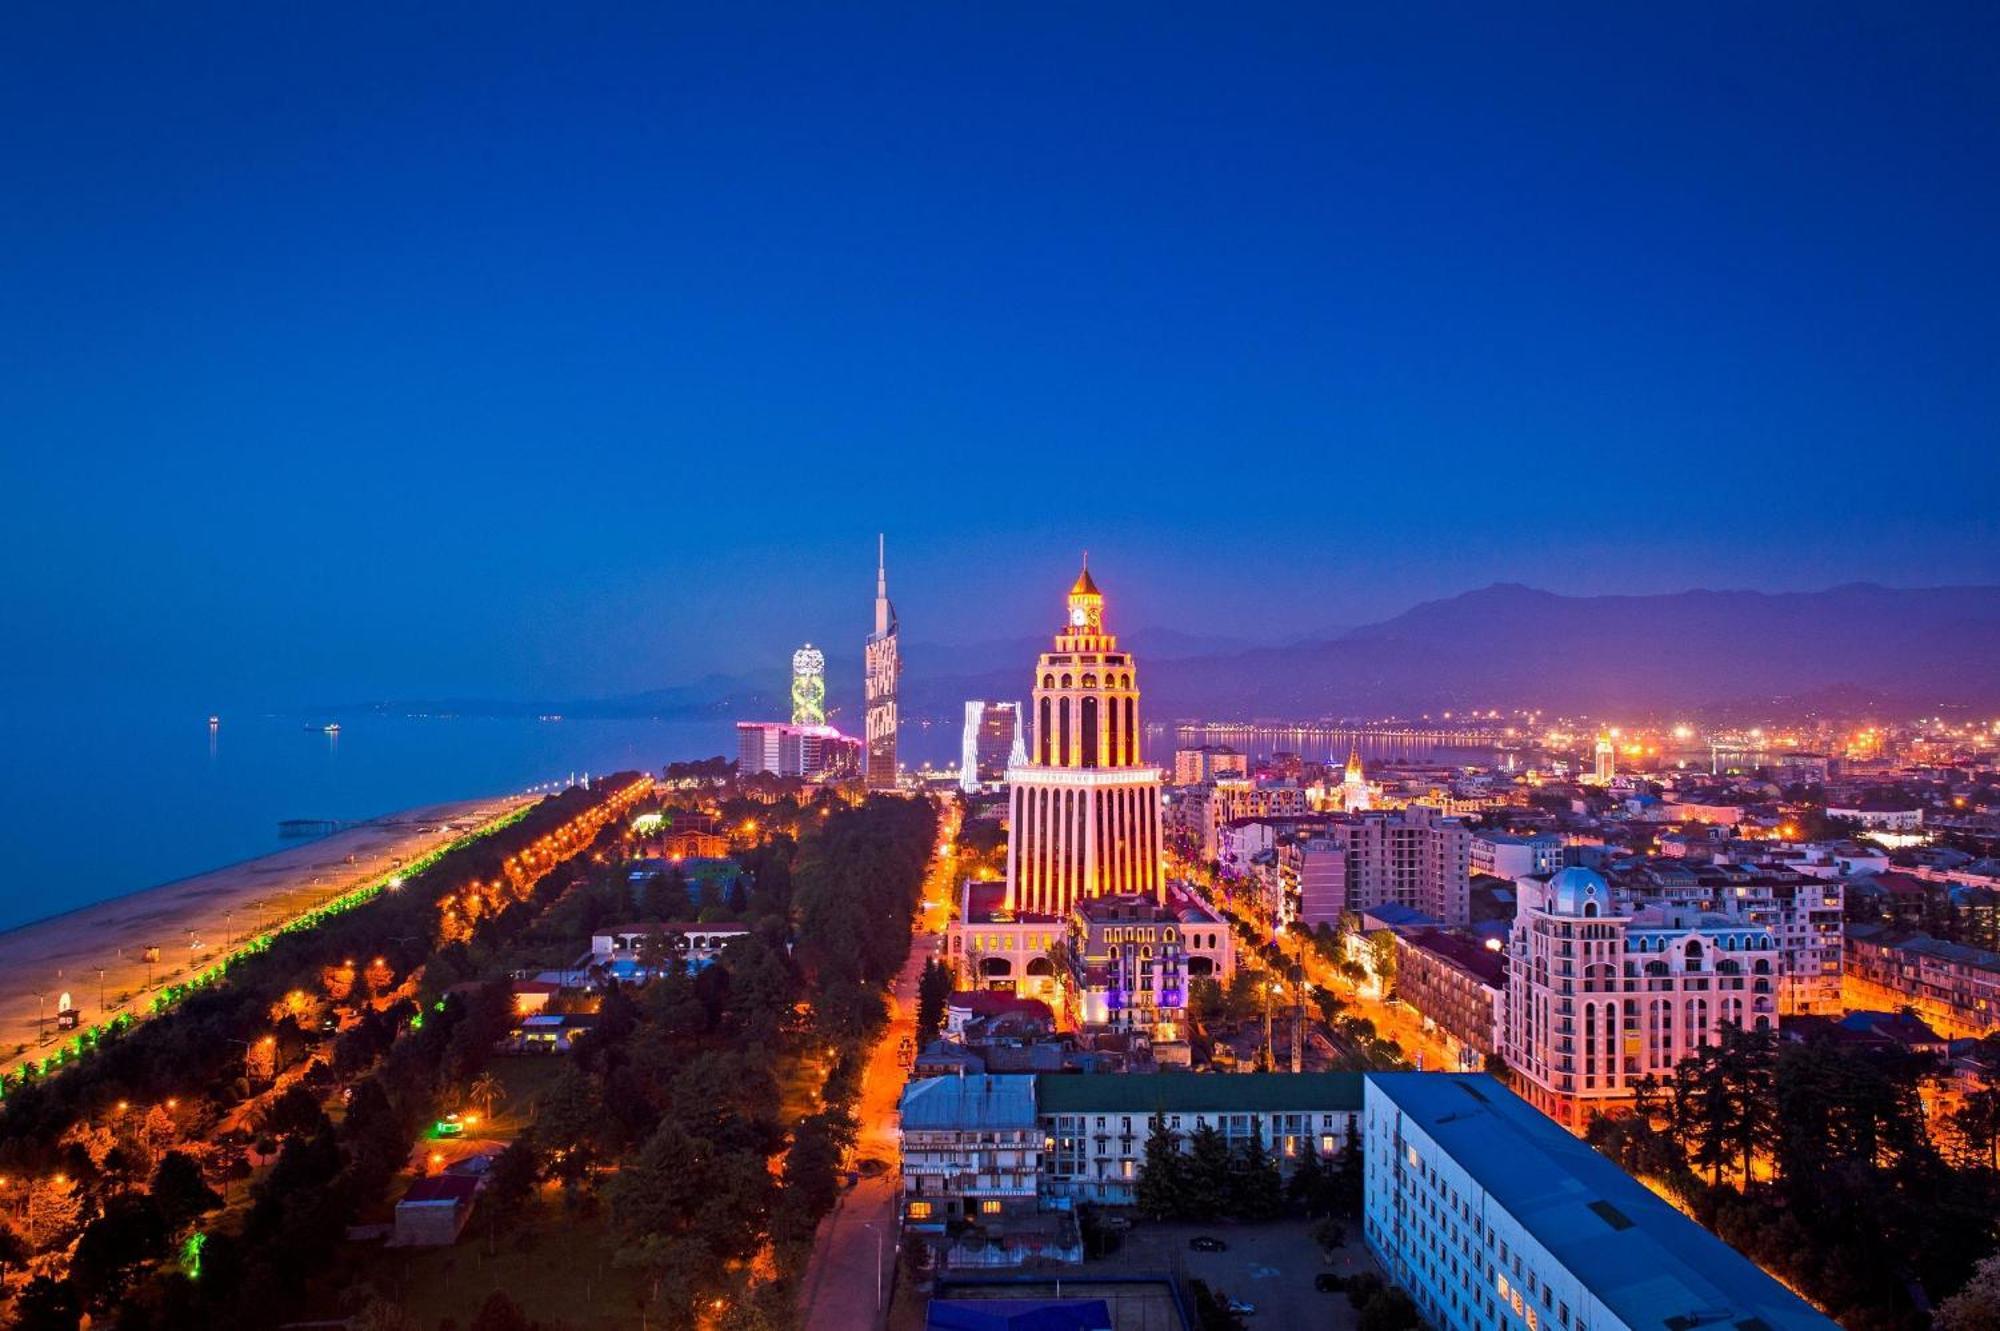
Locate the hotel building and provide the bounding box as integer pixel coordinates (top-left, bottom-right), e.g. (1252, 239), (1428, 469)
(1002, 562), (1164, 914)
(948, 562), (1233, 1026)
(1502, 868), (1781, 1129)
(1363, 1073), (1836, 1331)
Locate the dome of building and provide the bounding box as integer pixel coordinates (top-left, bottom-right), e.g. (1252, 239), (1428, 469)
(1548, 866), (1611, 917)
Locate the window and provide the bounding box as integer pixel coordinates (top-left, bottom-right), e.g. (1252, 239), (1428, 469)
(908, 1202), (933, 1220)
(980, 1199), (1002, 1215)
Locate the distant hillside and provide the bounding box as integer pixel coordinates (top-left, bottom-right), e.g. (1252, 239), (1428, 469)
(362, 583), (2000, 723)
(1139, 582), (2000, 717)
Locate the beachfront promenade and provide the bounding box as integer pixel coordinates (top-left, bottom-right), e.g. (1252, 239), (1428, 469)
(0, 792), (537, 1082)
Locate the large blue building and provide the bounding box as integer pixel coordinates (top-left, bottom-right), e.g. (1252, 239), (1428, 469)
(1363, 1073), (1836, 1331)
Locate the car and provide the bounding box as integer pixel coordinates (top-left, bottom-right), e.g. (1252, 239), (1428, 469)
(1225, 1300), (1256, 1316)
(1314, 1273), (1345, 1293)
(1188, 1236), (1227, 1252)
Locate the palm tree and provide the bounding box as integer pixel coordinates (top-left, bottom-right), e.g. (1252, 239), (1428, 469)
(468, 1072), (505, 1120)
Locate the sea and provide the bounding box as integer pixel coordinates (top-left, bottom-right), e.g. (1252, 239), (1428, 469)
(0, 699), (1498, 936)
(0, 699), (748, 935)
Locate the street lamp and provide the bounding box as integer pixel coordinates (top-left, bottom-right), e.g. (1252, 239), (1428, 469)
(861, 1221), (884, 1310)
(97, 967), (106, 1013)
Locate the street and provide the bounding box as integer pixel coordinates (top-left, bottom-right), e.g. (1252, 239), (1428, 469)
(797, 807), (956, 1331)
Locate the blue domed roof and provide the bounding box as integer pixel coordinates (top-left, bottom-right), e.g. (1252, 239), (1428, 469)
(1548, 866), (1611, 916)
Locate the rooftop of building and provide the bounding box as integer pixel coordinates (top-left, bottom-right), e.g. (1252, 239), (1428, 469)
(399, 1174), (481, 1206)
(948, 991), (1055, 1022)
(1034, 1071), (1363, 1115)
(901, 1074), (1039, 1131)
(1368, 1073), (1838, 1331)
(1360, 902), (1440, 931)
(1406, 929), (1507, 987)
(1846, 926), (2000, 971)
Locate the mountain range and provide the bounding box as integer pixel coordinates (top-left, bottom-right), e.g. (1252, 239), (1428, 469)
(365, 582), (2000, 723)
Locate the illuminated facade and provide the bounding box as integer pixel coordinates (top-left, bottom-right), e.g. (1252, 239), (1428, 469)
(864, 534), (900, 790)
(790, 644), (826, 726)
(960, 700), (1024, 792)
(1341, 744), (1374, 811)
(1002, 562), (1165, 915)
(1502, 867), (1780, 1130)
(1591, 734), (1616, 785)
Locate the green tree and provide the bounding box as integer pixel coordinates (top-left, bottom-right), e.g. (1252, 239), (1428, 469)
(915, 957), (953, 1048)
(149, 1150), (222, 1234)
(70, 1194), (169, 1312)
(1229, 1121), (1283, 1220)
(1185, 1123), (1234, 1216)
(1134, 1115), (1187, 1219)
(1286, 1136), (1337, 1216)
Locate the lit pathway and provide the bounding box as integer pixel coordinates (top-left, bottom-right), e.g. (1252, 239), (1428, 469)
(0, 793), (535, 1085)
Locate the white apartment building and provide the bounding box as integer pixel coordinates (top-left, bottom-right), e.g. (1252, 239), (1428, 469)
(1471, 832), (1565, 881)
(1363, 1073), (1836, 1331)
(1037, 1072), (1363, 1207)
(1503, 868), (1781, 1129)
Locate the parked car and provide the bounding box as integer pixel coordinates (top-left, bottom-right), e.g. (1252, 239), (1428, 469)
(1188, 1236), (1227, 1252)
(1226, 1300), (1256, 1316)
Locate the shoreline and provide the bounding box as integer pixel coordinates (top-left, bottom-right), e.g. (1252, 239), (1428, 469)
(0, 790), (538, 1085)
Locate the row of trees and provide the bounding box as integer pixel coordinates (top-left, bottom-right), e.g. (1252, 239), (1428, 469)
(435, 792), (938, 1329)
(1589, 1025), (2000, 1330)
(1133, 1117), (1360, 1223)
(1, 778), (645, 1327)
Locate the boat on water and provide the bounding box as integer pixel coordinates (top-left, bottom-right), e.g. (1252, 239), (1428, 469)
(323, 722), (341, 735)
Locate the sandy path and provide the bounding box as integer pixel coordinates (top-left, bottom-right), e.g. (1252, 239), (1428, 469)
(0, 792), (537, 1079)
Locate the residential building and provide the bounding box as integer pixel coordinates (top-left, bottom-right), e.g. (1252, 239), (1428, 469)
(1173, 744), (1247, 784)
(961, 700), (1026, 790)
(1471, 832), (1564, 881)
(1037, 1072), (1363, 1206)
(1607, 862), (1843, 1015)
(1335, 806), (1474, 926)
(1363, 1073), (1837, 1331)
(1391, 930), (1507, 1070)
(1843, 925), (2000, 1038)
(1283, 832), (1349, 929)
(1827, 799), (1924, 832)
(899, 1075), (1042, 1228)
(734, 719), (862, 778)
(1502, 868), (1781, 1129)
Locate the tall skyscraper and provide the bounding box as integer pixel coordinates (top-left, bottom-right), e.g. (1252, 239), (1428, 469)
(864, 535), (900, 790)
(960, 700), (1023, 792)
(790, 644), (826, 726)
(1002, 561), (1165, 914)
(1592, 733), (1616, 785)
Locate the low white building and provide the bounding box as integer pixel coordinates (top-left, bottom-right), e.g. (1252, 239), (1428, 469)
(1363, 1073), (1836, 1331)
(590, 922), (751, 971)
(1471, 832), (1564, 880)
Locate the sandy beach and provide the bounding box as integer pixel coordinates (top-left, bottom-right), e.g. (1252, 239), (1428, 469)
(0, 792), (537, 1080)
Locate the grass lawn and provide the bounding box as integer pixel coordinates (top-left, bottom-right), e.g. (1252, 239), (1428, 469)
(361, 1192), (650, 1330)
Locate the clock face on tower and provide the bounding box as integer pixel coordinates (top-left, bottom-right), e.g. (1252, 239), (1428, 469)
(1070, 606), (1089, 627)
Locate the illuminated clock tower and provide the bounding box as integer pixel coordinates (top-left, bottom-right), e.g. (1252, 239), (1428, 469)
(1003, 560), (1164, 914)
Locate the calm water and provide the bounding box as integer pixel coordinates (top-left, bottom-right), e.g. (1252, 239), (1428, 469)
(0, 700), (739, 934)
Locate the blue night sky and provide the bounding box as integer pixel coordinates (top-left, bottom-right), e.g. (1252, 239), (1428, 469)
(4, 3), (1997, 703)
